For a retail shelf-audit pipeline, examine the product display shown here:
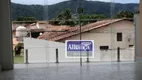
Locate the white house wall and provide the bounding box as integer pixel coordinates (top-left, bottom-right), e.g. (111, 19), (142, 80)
(64, 20), (134, 49)
(92, 20), (134, 49)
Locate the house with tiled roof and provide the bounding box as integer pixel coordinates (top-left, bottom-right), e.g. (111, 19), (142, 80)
(38, 18), (135, 50)
(12, 21), (71, 50)
(12, 18), (134, 51)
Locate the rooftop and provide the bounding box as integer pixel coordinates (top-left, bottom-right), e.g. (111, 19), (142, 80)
(38, 18), (131, 41)
(12, 18), (133, 41)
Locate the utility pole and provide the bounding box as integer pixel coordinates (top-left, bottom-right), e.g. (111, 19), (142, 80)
(78, 0), (84, 66)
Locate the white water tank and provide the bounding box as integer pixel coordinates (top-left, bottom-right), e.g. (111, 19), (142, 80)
(16, 26), (27, 37)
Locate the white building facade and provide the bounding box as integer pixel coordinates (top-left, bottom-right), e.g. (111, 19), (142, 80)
(63, 20), (134, 50)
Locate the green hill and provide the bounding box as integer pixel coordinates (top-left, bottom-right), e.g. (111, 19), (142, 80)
(11, 1), (139, 20)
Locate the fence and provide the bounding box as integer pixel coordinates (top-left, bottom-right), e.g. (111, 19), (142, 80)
(24, 38), (134, 63)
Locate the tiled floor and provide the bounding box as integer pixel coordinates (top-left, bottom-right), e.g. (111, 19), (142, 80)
(0, 62), (142, 80)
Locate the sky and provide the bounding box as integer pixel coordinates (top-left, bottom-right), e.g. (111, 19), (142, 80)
(11, 0), (139, 5)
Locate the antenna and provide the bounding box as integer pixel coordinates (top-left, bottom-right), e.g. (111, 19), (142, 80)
(110, 0), (115, 18)
(44, 0), (48, 20)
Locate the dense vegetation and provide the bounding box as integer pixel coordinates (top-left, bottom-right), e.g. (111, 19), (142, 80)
(50, 8), (105, 26)
(11, 0), (139, 20)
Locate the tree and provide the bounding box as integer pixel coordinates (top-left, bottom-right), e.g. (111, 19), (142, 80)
(115, 11), (134, 18)
(77, 13), (105, 25)
(51, 8), (105, 26)
(80, 14), (105, 20)
(16, 17), (37, 21)
(16, 17), (37, 24)
(52, 8), (76, 26)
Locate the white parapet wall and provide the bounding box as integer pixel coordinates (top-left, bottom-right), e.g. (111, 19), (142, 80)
(24, 38), (134, 63)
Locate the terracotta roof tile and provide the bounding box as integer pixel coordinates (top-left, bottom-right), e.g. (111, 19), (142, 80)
(40, 19), (124, 41)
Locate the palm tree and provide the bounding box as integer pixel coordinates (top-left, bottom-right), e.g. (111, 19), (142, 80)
(115, 11), (134, 18)
(55, 8), (73, 25)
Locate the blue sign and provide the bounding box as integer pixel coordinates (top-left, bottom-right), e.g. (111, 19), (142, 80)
(65, 40), (94, 58)
(67, 41), (93, 51)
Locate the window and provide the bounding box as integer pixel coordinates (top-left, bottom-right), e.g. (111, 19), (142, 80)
(117, 33), (122, 41)
(100, 46), (109, 50)
(129, 45), (134, 47)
